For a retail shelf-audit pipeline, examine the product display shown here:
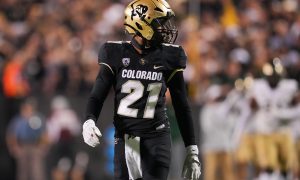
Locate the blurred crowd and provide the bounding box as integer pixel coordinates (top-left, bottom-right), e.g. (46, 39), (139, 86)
(0, 0), (300, 180)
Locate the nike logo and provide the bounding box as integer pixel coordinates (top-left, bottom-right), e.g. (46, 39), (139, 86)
(153, 65), (164, 69)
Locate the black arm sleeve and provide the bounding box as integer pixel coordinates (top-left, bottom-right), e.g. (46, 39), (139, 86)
(85, 65), (114, 122)
(167, 71), (196, 147)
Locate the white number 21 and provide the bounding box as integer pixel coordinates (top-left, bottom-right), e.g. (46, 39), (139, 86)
(117, 80), (162, 119)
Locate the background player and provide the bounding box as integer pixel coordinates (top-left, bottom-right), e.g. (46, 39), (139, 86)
(246, 59), (298, 180)
(82, 0), (201, 179)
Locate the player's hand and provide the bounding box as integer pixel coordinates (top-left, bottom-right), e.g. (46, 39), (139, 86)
(182, 145), (201, 180)
(82, 119), (102, 147)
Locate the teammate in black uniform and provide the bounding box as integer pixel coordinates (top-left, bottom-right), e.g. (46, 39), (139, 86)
(82, 0), (201, 179)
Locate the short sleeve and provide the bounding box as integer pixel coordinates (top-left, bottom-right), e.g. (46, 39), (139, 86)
(98, 42), (115, 75)
(98, 43), (109, 64)
(162, 45), (187, 83)
(163, 44), (187, 70)
(176, 46), (187, 69)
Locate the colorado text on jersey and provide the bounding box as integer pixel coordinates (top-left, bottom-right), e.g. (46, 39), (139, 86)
(121, 69), (163, 81)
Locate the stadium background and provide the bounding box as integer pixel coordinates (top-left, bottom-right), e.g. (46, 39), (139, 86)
(0, 0), (299, 179)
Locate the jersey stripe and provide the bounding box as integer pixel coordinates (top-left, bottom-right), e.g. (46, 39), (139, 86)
(125, 134), (142, 179)
(167, 68), (184, 83)
(99, 62), (115, 75)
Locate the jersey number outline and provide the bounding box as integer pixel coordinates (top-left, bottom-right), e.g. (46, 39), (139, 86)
(117, 80), (162, 118)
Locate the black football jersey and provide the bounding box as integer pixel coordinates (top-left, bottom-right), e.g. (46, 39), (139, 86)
(98, 41), (187, 136)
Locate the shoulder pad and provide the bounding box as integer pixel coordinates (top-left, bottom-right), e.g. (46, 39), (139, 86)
(106, 41), (123, 44)
(161, 44), (187, 70)
(250, 79), (268, 90)
(247, 79), (272, 105)
(98, 41), (129, 73)
(98, 41), (126, 63)
(278, 79), (298, 94)
(248, 79), (269, 95)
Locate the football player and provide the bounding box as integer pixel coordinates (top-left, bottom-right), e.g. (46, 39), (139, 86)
(82, 0), (201, 180)
(247, 58), (298, 179)
(200, 83), (244, 180)
(271, 92), (300, 179)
